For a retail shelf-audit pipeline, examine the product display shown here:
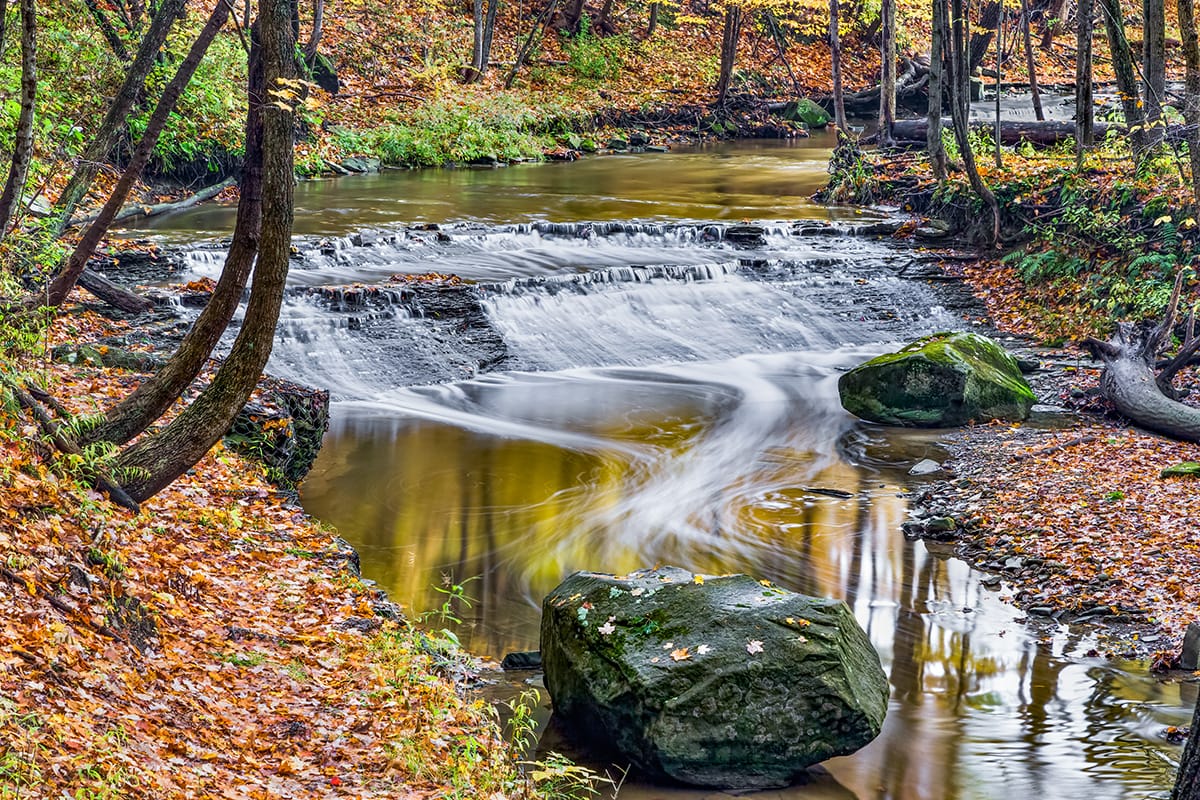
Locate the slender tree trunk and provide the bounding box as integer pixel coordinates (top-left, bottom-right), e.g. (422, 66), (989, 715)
(646, 1), (658, 37)
(1040, 0), (1068, 47)
(46, 1), (230, 308)
(117, 0), (297, 503)
(715, 5), (742, 107)
(1098, 0), (1147, 155)
(470, 0), (485, 78)
(830, 0), (847, 130)
(83, 0), (131, 60)
(0, 0), (9, 60)
(504, 0), (558, 88)
(481, 0), (499, 74)
(880, 0), (896, 145)
(50, 0), (187, 236)
(1179, 0), (1200, 209)
(928, 0), (947, 179)
(1021, 0), (1044, 120)
(303, 0), (323, 57)
(1144, 0), (1166, 143)
(995, 4), (1003, 168)
(90, 31), (264, 448)
(951, 0), (1001, 243)
(1075, 0), (1095, 164)
(0, 0), (36, 242)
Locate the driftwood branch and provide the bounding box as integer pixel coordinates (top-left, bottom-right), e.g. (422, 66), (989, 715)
(65, 177), (234, 229)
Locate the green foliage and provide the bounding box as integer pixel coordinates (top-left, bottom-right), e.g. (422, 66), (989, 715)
(563, 17), (629, 82)
(361, 96), (552, 167)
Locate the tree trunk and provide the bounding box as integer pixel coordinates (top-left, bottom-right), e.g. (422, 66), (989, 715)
(504, 0), (559, 89)
(1144, 0), (1166, 144)
(968, 0), (1001, 71)
(0, 0), (8, 60)
(89, 35), (264, 449)
(1040, 0), (1068, 48)
(951, 0), (1001, 244)
(928, 0), (947, 179)
(1180, 0), (1200, 209)
(1083, 275), (1200, 442)
(116, 0), (296, 503)
(715, 5), (742, 107)
(1174, 697), (1200, 799)
(481, 0), (499, 73)
(0, 0), (35, 242)
(77, 270), (153, 313)
(470, 0), (485, 79)
(304, 0), (324, 57)
(880, 0), (896, 145)
(1076, 0), (1095, 162)
(1021, 0), (1044, 120)
(891, 118), (1119, 145)
(1097, 0), (1147, 156)
(646, 1), (658, 37)
(994, 3), (1003, 168)
(562, 0), (586, 33)
(50, 0), (186, 236)
(830, 0), (847, 130)
(83, 0), (131, 60)
(46, 0), (231, 309)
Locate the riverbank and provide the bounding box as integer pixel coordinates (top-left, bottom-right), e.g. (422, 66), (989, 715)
(0, 308), (562, 797)
(843, 141), (1200, 663)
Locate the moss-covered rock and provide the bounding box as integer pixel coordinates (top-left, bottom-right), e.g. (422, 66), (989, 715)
(540, 567), (888, 789)
(838, 332), (1035, 427)
(1161, 462), (1200, 478)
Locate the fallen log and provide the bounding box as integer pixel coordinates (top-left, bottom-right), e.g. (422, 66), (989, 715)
(66, 176), (235, 229)
(78, 268), (154, 313)
(890, 119), (1123, 146)
(1081, 274), (1200, 442)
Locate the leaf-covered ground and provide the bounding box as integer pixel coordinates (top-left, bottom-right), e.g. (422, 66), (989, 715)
(0, 313), (539, 798)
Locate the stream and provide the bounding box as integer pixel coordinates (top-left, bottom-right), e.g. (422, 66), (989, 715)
(131, 134), (1189, 799)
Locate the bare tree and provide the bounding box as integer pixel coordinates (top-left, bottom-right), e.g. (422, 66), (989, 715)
(1075, 0), (1094, 164)
(0, 0), (36, 242)
(927, 0), (947, 179)
(1020, 0), (1044, 120)
(830, 0), (847, 130)
(879, 0), (896, 145)
(715, 5), (742, 107)
(46, 0), (233, 308)
(950, 0), (1000, 243)
(116, 0), (297, 503)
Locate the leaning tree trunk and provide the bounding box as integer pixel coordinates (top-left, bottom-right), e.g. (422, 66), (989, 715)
(1020, 0), (1044, 120)
(0, 0), (36, 242)
(1098, 0), (1148, 156)
(1083, 276), (1200, 442)
(1181, 0), (1200, 209)
(51, 0), (187, 236)
(88, 26), (265, 448)
(116, 0), (297, 503)
(46, 0), (231, 309)
(951, 0), (1001, 244)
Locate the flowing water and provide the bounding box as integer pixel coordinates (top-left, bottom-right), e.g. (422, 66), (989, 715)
(139, 136), (1189, 799)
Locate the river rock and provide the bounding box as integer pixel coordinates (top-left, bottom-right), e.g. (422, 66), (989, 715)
(540, 567), (888, 789)
(838, 332), (1035, 427)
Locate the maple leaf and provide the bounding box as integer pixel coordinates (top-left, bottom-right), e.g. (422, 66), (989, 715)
(670, 647), (690, 661)
(746, 640), (764, 654)
(696, 644), (711, 655)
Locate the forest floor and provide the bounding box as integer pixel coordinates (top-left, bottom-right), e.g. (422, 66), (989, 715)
(0, 307), (553, 797)
(863, 146), (1200, 667)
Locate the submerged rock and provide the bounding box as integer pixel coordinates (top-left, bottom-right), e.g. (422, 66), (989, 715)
(838, 332), (1035, 427)
(540, 567), (888, 789)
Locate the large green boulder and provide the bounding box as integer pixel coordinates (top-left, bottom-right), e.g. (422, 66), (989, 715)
(838, 332), (1035, 427)
(540, 567), (888, 789)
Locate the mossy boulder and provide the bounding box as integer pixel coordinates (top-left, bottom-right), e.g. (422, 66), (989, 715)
(540, 567), (888, 789)
(838, 332), (1035, 427)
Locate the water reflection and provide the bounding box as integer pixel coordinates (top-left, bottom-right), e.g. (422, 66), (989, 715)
(301, 356), (1188, 800)
(123, 136), (874, 239)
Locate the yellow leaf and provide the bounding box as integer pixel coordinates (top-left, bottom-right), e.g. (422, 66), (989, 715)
(670, 647), (690, 661)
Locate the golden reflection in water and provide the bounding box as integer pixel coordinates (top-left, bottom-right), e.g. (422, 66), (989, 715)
(303, 409), (1186, 800)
